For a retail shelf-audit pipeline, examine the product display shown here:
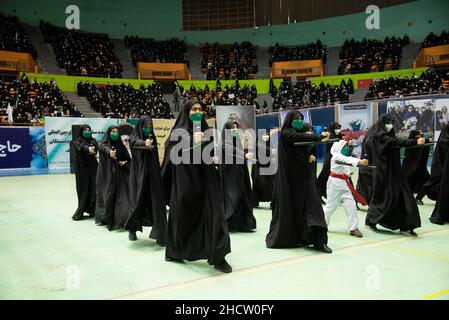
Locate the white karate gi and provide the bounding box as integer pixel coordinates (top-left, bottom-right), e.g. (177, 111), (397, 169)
(323, 140), (361, 232)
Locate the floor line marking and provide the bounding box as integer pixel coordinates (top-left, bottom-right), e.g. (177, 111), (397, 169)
(421, 289), (449, 300)
(109, 227), (449, 300)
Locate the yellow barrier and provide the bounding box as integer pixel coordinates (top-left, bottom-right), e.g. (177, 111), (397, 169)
(0, 50), (37, 73)
(414, 44), (449, 68)
(270, 59), (323, 78)
(137, 62), (191, 80)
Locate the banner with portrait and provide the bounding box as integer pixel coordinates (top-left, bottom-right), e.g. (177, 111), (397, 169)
(337, 102), (374, 159)
(387, 98), (436, 138)
(216, 105), (256, 150)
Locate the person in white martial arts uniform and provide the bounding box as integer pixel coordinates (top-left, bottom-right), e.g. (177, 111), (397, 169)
(323, 139), (369, 238)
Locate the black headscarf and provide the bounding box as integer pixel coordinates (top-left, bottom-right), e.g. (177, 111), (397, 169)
(74, 124), (98, 151)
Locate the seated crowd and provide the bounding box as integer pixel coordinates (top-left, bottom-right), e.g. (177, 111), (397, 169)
(268, 41), (327, 66)
(124, 36), (189, 67)
(0, 14), (37, 58)
(364, 69), (448, 100)
(179, 79), (259, 117)
(0, 75), (82, 124)
(338, 35), (409, 74)
(422, 30), (449, 48)
(77, 81), (174, 119)
(270, 78), (353, 111)
(40, 21), (123, 78)
(201, 42), (258, 80)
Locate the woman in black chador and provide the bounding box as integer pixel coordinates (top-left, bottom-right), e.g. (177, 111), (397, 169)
(356, 125), (376, 204)
(401, 130), (430, 197)
(316, 122), (343, 199)
(416, 124), (449, 205)
(365, 114), (428, 236)
(429, 124), (449, 225)
(95, 125), (131, 230)
(125, 116), (166, 245)
(161, 100), (232, 273)
(251, 130), (274, 208)
(219, 120), (256, 232)
(266, 110), (332, 253)
(72, 125), (98, 221)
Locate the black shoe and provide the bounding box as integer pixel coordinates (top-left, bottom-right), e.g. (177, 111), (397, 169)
(214, 259), (232, 273)
(128, 231), (137, 241)
(156, 239), (165, 247)
(165, 256), (183, 262)
(314, 244), (332, 254)
(429, 217), (444, 225)
(400, 229), (418, 237)
(416, 198), (424, 205)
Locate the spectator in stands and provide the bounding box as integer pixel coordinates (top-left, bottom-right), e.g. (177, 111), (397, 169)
(338, 36), (408, 74)
(269, 41), (327, 66)
(78, 81), (174, 119)
(270, 78), (350, 110)
(20, 73), (29, 84)
(0, 14), (37, 58)
(180, 79), (258, 114)
(422, 30), (449, 48)
(124, 36), (189, 67)
(201, 42), (258, 80)
(364, 70), (447, 100)
(40, 21), (122, 78)
(0, 78), (82, 125)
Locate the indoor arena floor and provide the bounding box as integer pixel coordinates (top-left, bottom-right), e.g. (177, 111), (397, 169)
(1, 168), (448, 300)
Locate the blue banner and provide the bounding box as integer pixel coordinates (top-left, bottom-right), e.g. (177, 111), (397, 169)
(0, 127), (47, 169)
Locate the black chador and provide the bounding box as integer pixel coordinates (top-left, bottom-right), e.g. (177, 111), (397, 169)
(429, 124), (449, 225)
(72, 125), (98, 221)
(95, 125), (131, 230)
(125, 116), (166, 245)
(161, 100), (232, 273)
(251, 131), (274, 208)
(266, 110), (332, 253)
(219, 120), (256, 231)
(356, 125), (376, 204)
(365, 114), (428, 235)
(401, 130), (430, 195)
(416, 125), (449, 204)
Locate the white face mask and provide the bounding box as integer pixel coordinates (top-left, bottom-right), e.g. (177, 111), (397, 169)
(334, 129), (341, 135)
(385, 124), (394, 132)
(261, 135), (269, 142)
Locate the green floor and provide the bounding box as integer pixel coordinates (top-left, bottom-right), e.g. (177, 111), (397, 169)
(0, 170), (448, 300)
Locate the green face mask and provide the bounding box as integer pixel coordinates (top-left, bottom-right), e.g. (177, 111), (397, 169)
(341, 146), (350, 156)
(231, 129), (239, 138)
(83, 130), (92, 138)
(189, 112), (202, 122)
(110, 132), (119, 141)
(292, 119), (304, 130)
(142, 127), (152, 137)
